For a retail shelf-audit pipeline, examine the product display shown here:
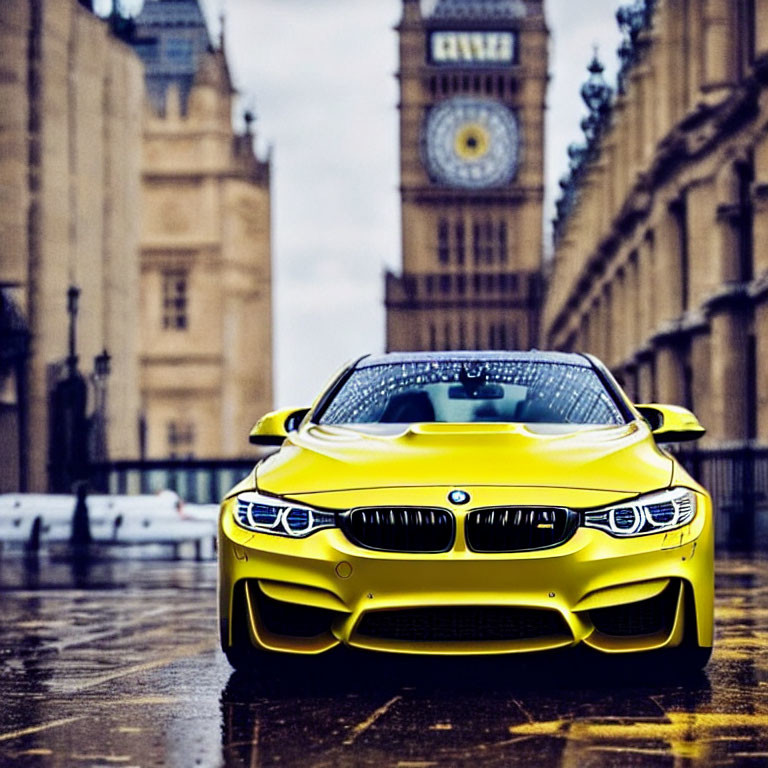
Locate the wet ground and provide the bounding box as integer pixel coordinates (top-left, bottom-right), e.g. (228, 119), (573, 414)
(0, 555), (766, 768)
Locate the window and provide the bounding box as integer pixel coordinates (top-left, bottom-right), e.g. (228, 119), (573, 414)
(165, 37), (194, 65)
(134, 38), (159, 63)
(499, 222), (508, 263)
(438, 219), (450, 264)
(167, 420), (195, 459)
(485, 221), (494, 263)
(162, 270), (188, 330)
(455, 221), (465, 265)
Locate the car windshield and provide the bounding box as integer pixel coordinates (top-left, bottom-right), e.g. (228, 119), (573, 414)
(318, 359), (626, 425)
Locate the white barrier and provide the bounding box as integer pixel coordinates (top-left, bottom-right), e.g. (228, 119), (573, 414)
(0, 493), (219, 560)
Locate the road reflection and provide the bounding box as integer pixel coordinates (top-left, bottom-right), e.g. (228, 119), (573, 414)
(219, 556), (768, 767)
(220, 654), (720, 767)
(0, 557), (764, 767)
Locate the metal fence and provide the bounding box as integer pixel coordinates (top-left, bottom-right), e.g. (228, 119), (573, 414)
(90, 459), (256, 505)
(90, 449), (767, 549)
(676, 447), (768, 550)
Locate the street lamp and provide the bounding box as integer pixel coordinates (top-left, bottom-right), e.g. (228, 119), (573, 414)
(91, 348), (112, 464)
(94, 348), (111, 379)
(66, 285), (80, 376)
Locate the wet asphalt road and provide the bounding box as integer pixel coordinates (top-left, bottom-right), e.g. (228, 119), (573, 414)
(0, 556), (766, 768)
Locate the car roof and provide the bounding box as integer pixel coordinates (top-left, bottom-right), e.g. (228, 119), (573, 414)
(356, 351), (592, 369)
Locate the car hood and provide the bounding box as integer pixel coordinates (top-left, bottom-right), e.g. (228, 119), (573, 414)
(255, 421), (674, 497)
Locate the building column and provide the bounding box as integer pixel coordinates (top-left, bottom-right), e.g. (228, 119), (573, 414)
(752, 300), (768, 441)
(756, 0), (768, 57)
(636, 350), (655, 404)
(708, 300), (750, 442)
(637, 232), (656, 345)
(654, 338), (686, 406)
(689, 329), (711, 430)
(702, 0), (736, 93)
(654, 205), (684, 319)
(752, 136), (768, 280)
(715, 162), (743, 284)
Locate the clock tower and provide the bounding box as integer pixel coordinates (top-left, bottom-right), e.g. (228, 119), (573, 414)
(386, 0), (548, 352)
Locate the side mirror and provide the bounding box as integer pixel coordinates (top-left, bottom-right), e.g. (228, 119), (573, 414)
(635, 403), (706, 443)
(249, 407), (310, 446)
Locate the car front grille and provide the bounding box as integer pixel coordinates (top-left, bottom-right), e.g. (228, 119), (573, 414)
(589, 582), (680, 637)
(465, 506), (579, 552)
(344, 507), (454, 552)
(356, 606), (570, 642)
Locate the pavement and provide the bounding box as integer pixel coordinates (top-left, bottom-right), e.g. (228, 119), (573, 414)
(0, 555), (766, 767)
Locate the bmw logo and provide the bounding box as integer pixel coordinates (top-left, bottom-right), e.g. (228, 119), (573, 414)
(448, 489), (470, 505)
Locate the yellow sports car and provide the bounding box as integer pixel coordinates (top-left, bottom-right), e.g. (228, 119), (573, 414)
(219, 351), (713, 671)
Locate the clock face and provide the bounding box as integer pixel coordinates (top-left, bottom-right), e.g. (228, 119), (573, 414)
(422, 98), (520, 189)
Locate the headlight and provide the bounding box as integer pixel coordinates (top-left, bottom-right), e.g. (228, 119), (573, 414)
(234, 491), (336, 538)
(583, 488), (696, 537)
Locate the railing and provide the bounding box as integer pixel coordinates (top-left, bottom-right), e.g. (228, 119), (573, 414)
(89, 450), (767, 549)
(676, 447), (768, 551)
(90, 459), (257, 504)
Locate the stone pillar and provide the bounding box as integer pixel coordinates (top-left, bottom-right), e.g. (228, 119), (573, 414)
(603, 284), (613, 366)
(752, 135), (768, 279)
(715, 162), (742, 283)
(624, 254), (639, 358)
(613, 268), (627, 365)
(637, 233), (656, 344)
(654, 339), (686, 405)
(689, 330), (712, 433)
(757, 0), (768, 57)
(654, 0), (673, 138)
(755, 300), (768, 439)
(636, 350), (656, 403)
(702, 0), (736, 93)
(708, 300), (750, 442)
(654, 206), (683, 320)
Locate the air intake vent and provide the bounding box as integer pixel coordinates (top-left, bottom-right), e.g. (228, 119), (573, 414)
(356, 605), (570, 642)
(465, 506), (578, 552)
(344, 507), (454, 552)
(589, 582), (680, 637)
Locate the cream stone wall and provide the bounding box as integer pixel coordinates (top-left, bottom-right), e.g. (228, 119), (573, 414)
(0, 0), (143, 491)
(544, 0), (768, 446)
(139, 58), (272, 460)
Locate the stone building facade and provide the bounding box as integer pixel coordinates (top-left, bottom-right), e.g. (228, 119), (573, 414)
(132, 0), (273, 460)
(386, 0), (548, 352)
(0, 0), (273, 491)
(0, 0), (144, 492)
(543, 0), (768, 447)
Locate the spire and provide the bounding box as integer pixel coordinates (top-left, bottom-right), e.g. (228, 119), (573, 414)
(553, 50), (614, 238)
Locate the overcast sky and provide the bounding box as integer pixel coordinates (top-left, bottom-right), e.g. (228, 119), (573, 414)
(197, 0), (625, 407)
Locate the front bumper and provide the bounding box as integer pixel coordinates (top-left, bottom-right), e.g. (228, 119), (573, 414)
(218, 488), (713, 656)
